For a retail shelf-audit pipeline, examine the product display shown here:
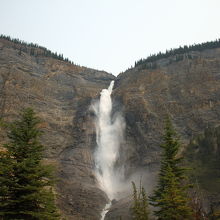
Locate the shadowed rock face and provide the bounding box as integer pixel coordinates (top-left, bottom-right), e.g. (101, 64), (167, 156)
(107, 48), (220, 219)
(1, 38), (220, 219)
(114, 48), (220, 173)
(0, 38), (114, 219)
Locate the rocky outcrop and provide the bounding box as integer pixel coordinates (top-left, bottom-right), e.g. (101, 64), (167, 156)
(0, 38), (114, 219)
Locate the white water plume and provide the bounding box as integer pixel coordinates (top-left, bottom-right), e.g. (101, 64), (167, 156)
(92, 81), (125, 201)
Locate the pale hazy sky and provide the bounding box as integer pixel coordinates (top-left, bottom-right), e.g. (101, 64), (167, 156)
(1, 0), (220, 75)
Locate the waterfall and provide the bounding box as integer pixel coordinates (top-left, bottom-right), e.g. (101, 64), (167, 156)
(92, 81), (125, 219)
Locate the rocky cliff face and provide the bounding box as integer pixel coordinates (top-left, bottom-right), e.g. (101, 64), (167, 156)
(0, 38), (220, 219)
(115, 48), (220, 172)
(107, 48), (220, 219)
(0, 38), (115, 219)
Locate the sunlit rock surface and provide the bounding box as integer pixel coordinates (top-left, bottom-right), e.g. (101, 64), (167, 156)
(0, 38), (114, 220)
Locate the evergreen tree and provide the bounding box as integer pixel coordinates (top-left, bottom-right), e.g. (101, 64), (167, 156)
(0, 108), (59, 220)
(150, 117), (193, 220)
(132, 181), (149, 220)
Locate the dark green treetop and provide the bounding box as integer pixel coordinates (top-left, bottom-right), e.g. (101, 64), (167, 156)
(0, 108), (60, 220)
(132, 180), (149, 220)
(150, 117), (193, 220)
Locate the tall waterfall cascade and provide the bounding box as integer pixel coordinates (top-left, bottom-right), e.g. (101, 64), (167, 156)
(92, 81), (125, 219)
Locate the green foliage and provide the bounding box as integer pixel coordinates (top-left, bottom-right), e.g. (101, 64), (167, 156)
(0, 34), (74, 65)
(135, 38), (220, 70)
(185, 126), (220, 219)
(132, 181), (149, 220)
(0, 108), (59, 220)
(150, 117), (193, 220)
(185, 126), (220, 194)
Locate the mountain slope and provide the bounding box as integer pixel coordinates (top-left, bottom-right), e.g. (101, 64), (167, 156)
(0, 37), (115, 220)
(1, 36), (220, 219)
(107, 46), (220, 219)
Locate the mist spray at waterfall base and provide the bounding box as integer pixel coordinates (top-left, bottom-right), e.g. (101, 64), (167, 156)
(92, 81), (125, 219)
